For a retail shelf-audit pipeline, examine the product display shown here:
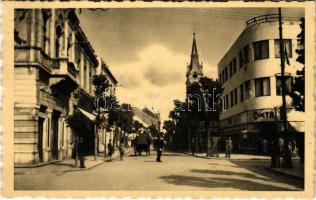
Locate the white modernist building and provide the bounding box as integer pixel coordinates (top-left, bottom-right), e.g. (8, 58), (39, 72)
(217, 14), (304, 154)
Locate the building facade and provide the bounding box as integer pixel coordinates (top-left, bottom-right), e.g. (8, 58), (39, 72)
(217, 14), (304, 154)
(132, 107), (160, 129)
(95, 58), (118, 154)
(14, 9), (99, 165)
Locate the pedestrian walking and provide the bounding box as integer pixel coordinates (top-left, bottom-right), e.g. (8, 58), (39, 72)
(156, 138), (163, 162)
(119, 143), (125, 161)
(225, 137), (233, 158)
(107, 139), (113, 162)
(78, 136), (86, 168)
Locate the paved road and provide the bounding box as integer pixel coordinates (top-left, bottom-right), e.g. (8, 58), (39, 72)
(15, 151), (303, 191)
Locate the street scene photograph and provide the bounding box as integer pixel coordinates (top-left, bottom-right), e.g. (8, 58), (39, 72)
(12, 6), (308, 192)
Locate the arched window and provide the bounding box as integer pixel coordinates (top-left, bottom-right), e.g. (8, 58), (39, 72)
(41, 9), (51, 55)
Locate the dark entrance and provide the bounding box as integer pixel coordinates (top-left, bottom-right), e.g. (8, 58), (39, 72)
(51, 111), (60, 160)
(38, 117), (44, 162)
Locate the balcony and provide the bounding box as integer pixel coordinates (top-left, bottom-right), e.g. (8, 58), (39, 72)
(246, 14), (279, 28)
(52, 58), (78, 82)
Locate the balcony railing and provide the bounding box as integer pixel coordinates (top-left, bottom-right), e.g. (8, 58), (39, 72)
(246, 14), (279, 28)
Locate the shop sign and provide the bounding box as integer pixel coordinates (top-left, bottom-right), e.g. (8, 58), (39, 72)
(248, 109), (278, 122)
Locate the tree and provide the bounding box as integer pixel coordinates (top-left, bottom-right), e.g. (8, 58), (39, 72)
(289, 18), (305, 163)
(290, 18), (305, 112)
(199, 77), (223, 157)
(92, 74), (110, 159)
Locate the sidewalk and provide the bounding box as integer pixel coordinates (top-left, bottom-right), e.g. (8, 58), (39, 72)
(15, 148), (132, 175)
(263, 161), (304, 181)
(183, 152), (270, 160)
(184, 151), (304, 181)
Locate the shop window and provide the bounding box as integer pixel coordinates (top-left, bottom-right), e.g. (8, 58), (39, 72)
(244, 80), (252, 99)
(274, 39), (292, 58)
(276, 76), (293, 96)
(240, 84), (244, 102)
(255, 77), (271, 97)
(253, 40), (269, 60)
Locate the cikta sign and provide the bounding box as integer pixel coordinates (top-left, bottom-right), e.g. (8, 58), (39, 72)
(248, 108), (279, 122)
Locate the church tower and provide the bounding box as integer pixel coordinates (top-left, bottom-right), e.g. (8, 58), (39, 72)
(186, 33), (203, 88)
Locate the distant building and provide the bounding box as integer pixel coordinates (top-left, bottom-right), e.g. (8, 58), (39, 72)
(132, 107), (160, 129)
(14, 9), (100, 165)
(217, 14), (304, 154)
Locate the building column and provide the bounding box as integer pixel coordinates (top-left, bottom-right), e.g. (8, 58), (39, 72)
(49, 9), (56, 58)
(80, 53), (84, 88)
(29, 9), (36, 61)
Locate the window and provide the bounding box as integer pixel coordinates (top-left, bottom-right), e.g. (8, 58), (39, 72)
(83, 58), (87, 89)
(233, 58), (237, 74)
(255, 77), (271, 97)
(274, 39), (292, 58)
(253, 40), (269, 60)
(229, 63), (233, 77)
(240, 84), (244, 102)
(225, 94), (229, 110)
(234, 88), (238, 105)
(239, 51), (243, 68)
(41, 10), (50, 55)
(224, 67), (228, 82)
(230, 91), (234, 107)
(276, 76), (293, 95)
(243, 45), (250, 64)
(245, 80), (252, 99)
(219, 72), (222, 83)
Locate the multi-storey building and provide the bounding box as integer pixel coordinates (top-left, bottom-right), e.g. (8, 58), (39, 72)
(14, 9), (99, 165)
(217, 14), (304, 154)
(95, 58), (118, 153)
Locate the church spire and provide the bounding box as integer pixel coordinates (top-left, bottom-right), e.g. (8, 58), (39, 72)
(190, 32), (199, 66)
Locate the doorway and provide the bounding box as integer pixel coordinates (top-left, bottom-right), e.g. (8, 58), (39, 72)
(51, 111), (60, 160)
(38, 117), (44, 162)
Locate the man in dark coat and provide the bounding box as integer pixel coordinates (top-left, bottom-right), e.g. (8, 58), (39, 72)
(225, 137), (233, 158)
(78, 136), (86, 168)
(107, 139), (113, 162)
(156, 138), (163, 162)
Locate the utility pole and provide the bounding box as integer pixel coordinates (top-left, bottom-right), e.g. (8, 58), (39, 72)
(278, 7), (293, 168)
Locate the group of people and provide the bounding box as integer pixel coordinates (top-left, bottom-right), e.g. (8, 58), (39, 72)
(107, 139), (126, 162)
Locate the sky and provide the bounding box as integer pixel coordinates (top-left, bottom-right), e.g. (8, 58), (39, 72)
(78, 8), (304, 122)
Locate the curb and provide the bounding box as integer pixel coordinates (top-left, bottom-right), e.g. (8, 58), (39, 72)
(263, 166), (304, 181)
(15, 159), (63, 168)
(14, 149), (133, 173)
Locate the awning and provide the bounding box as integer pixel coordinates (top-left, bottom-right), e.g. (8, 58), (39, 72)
(78, 107), (96, 121)
(289, 121), (305, 132)
(133, 116), (148, 128)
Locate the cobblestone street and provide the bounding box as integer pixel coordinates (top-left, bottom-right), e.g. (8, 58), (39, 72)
(15, 151), (303, 191)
